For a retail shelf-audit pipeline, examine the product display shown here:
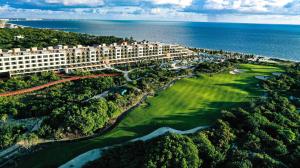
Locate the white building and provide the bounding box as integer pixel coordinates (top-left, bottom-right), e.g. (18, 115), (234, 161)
(0, 19), (8, 28)
(0, 42), (194, 76)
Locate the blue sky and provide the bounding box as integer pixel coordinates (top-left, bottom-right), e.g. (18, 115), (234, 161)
(0, 0), (300, 24)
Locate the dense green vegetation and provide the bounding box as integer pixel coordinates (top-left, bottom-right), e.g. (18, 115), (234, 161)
(0, 71), (126, 149)
(0, 71), (61, 93)
(0, 125), (26, 149)
(86, 64), (299, 168)
(194, 61), (235, 73)
(262, 64), (300, 98)
(0, 28), (126, 50)
(2, 26), (297, 168)
(0, 64), (186, 149)
(12, 63), (285, 168)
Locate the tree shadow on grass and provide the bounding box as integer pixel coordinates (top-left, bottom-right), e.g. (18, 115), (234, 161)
(117, 101), (247, 136)
(16, 76), (264, 168)
(17, 133), (137, 168)
(16, 100), (252, 168)
(214, 76), (264, 97)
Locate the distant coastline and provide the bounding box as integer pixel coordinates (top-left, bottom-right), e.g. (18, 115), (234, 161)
(8, 20), (300, 62)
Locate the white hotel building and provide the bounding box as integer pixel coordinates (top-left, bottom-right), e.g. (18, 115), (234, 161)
(0, 42), (194, 76)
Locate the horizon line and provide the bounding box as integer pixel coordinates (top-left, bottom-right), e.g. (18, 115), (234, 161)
(4, 18), (300, 26)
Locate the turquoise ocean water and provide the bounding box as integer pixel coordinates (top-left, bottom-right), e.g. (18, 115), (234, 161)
(11, 20), (300, 61)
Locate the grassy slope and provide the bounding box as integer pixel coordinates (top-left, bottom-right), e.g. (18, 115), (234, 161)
(18, 64), (283, 168)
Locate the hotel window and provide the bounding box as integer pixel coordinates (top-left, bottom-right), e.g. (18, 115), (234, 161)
(18, 57), (23, 60)
(43, 55), (48, 58)
(5, 67), (10, 70)
(25, 61), (30, 64)
(13, 66), (17, 69)
(31, 56), (36, 59)
(26, 65), (30, 68)
(5, 62), (9, 65)
(4, 58), (9, 61)
(25, 57), (29, 60)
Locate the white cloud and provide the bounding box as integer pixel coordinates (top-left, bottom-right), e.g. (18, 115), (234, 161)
(150, 8), (161, 14)
(151, 0), (193, 8)
(204, 0), (294, 13)
(0, 5), (10, 13)
(1, 0), (300, 24)
(212, 13), (300, 25)
(45, 0), (104, 6)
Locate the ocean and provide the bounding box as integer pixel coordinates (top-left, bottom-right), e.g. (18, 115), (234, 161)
(10, 20), (300, 61)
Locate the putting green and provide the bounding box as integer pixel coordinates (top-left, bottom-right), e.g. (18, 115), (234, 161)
(18, 64), (283, 168)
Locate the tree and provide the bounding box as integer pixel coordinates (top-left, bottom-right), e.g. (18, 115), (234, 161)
(107, 101), (121, 118)
(212, 119), (236, 151)
(145, 134), (202, 168)
(0, 125), (25, 149)
(191, 132), (224, 167)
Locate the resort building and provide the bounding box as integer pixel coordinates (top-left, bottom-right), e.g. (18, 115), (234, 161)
(0, 42), (194, 76)
(0, 19), (7, 28)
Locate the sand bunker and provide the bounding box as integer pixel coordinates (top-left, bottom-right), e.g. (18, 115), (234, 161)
(255, 76), (270, 81)
(59, 126), (209, 168)
(272, 72), (282, 76)
(230, 69), (247, 75)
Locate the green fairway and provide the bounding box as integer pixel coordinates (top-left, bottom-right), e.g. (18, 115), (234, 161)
(18, 64), (283, 168)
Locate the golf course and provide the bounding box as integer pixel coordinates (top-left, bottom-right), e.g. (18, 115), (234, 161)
(18, 64), (283, 168)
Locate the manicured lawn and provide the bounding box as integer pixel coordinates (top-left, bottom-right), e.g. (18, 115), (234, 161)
(18, 64), (283, 168)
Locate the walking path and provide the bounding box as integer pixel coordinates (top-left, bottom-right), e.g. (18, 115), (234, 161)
(0, 74), (121, 97)
(103, 67), (133, 82)
(59, 126), (210, 168)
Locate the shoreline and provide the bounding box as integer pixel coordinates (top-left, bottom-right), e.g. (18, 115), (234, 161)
(7, 21), (300, 63)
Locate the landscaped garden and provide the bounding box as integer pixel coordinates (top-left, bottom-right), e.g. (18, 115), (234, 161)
(16, 63), (284, 168)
